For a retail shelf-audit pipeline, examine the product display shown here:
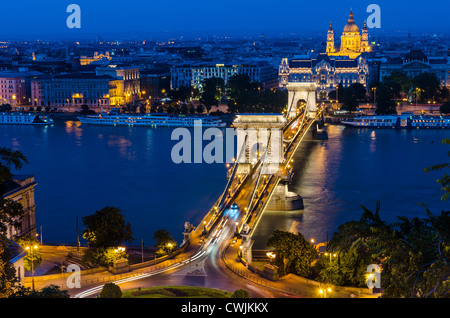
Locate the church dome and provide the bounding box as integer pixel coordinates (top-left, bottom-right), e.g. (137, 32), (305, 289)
(343, 10), (359, 33)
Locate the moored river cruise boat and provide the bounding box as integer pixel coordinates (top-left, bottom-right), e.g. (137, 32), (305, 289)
(341, 113), (450, 129)
(0, 112), (54, 125)
(78, 110), (226, 128)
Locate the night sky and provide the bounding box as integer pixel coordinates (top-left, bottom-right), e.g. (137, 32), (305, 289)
(1, 0), (448, 39)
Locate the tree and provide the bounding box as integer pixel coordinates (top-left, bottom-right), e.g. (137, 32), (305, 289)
(341, 87), (359, 113)
(425, 138), (450, 201)
(200, 77), (225, 113)
(100, 283), (122, 298)
(0, 238), (18, 298)
(266, 230), (317, 277)
(341, 83), (367, 113)
(325, 199), (450, 297)
(380, 211), (450, 298)
(440, 102), (450, 115)
(414, 72), (441, 103)
(0, 148), (28, 297)
(438, 87), (450, 103)
(196, 104), (204, 114)
(350, 83), (368, 101)
(81, 207), (132, 267)
(82, 206), (133, 249)
(384, 71), (412, 98)
(322, 201), (391, 287)
(258, 89), (287, 113)
(0, 104), (12, 112)
(80, 104), (95, 115)
(0, 148), (29, 237)
(337, 82), (344, 103)
(375, 83), (397, 115)
(226, 74), (261, 113)
(153, 229), (177, 257)
(232, 289), (250, 298)
(168, 86), (192, 103)
(328, 90), (337, 101)
(14, 236), (42, 272)
(82, 246), (128, 267)
(9, 284), (70, 298)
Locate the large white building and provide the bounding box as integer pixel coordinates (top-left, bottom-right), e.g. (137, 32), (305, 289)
(279, 53), (369, 100)
(380, 50), (450, 87)
(170, 60), (278, 90)
(31, 64), (142, 111)
(278, 11), (371, 100)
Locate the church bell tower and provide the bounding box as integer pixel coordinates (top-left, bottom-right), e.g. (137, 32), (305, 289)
(361, 21), (372, 53)
(326, 22), (335, 53)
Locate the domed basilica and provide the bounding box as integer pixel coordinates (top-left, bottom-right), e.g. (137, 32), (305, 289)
(278, 10), (371, 99)
(327, 10), (372, 59)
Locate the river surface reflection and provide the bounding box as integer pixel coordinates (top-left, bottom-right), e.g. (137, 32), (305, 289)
(1, 121), (448, 247)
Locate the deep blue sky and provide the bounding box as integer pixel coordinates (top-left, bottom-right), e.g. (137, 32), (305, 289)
(1, 0), (448, 40)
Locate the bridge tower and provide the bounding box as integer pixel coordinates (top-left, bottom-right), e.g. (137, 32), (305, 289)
(233, 114), (286, 176)
(286, 82), (317, 120)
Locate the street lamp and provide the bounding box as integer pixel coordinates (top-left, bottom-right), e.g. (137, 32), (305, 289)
(25, 245), (39, 291)
(324, 252), (337, 265)
(114, 247), (126, 253)
(266, 252), (276, 264)
(318, 287), (332, 298)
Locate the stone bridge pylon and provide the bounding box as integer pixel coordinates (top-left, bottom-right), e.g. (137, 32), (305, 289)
(286, 82), (317, 120)
(232, 114), (286, 176)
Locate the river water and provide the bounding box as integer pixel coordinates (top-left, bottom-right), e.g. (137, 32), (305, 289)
(1, 120), (448, 248)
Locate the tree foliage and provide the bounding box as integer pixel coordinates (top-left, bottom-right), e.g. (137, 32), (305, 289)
(425, 138), (450, 201)
(9, 284), (70, 298)
(81, 207), (133, 267)
(375, 82), (397, 115)
(14, 236), (42, 271)
(82, 206), (133, 249)
(324, 199), (450, 297)
(414, 72), (441, 103)
(226, 74), (286, 113)
(168, 86), (192, 103)
(0, 148), (28, 298)
(232, 289), (250, 298)
(200, 77), (225, 113)
(153, 229), (177, 257)
(440, 102), (450, 115)
(266, 230), (317, 277)
(100, 283), (122, 298)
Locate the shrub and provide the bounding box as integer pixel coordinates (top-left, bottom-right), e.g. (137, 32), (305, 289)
(100, 283), (122, 298)
(232, 289), (250, 298)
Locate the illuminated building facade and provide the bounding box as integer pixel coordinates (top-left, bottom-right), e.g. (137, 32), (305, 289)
(278, 10), (370, 99)
(31, 73), (115, 111)
(170, 61), (278, 90)
(279, 54), (369, 100)
(2, 175), (37, 239)
(0, 72), (30, 106)
(79, 52), (112, 66)
(380, 50), (450, 87)
(31, 64), (141, 111)
(96, 64), (141, 105)
(327, 10), (372, 59)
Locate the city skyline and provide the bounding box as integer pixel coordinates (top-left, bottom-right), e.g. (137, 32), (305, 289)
(1, 0), (449, 40)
